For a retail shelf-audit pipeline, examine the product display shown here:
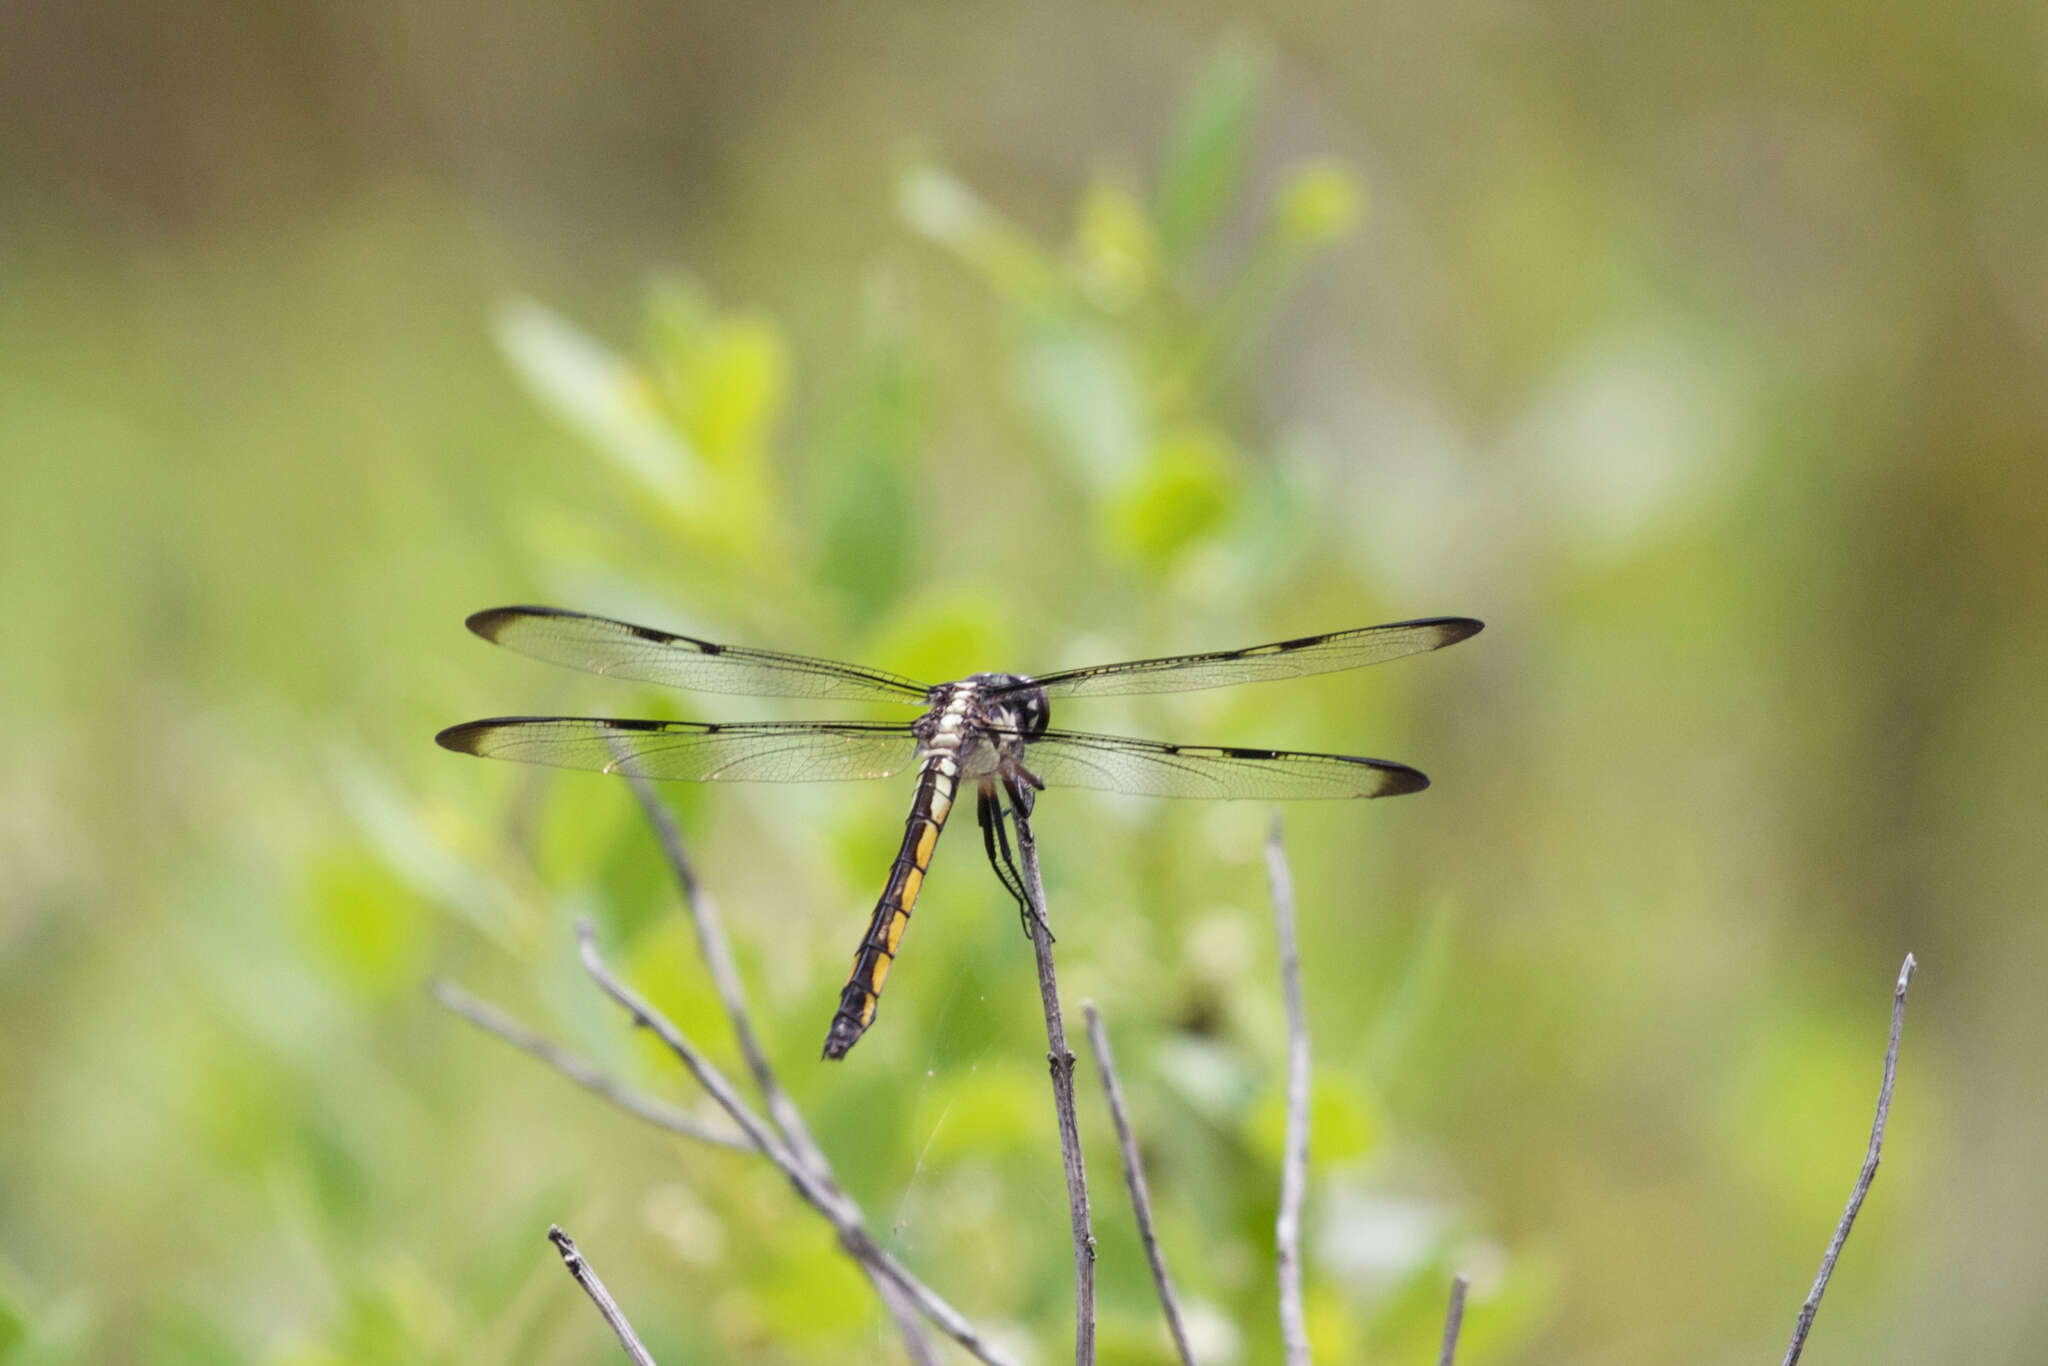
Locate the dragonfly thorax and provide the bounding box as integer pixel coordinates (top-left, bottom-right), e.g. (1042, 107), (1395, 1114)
(962, 672), (1050, 740)
(912, 674), (1050, 782)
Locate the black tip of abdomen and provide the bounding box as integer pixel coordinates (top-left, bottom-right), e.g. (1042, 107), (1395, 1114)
(822, 1012), (865, 1061)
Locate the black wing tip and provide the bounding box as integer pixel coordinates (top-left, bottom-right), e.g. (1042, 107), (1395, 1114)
(436, 714), (591, 755)
(435, 720), (489, 755)
(1424, 616), (1485, 647)
(1373, 760), (1431, 796)
(464, 604), (567, 641)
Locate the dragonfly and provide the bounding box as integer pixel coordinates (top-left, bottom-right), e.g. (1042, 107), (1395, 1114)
(437, 606), (1483, 1059)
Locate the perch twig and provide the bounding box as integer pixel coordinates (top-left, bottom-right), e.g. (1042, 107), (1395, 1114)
(1779, 952), (1917, 1366)
(1012, 795), (1097, 1366)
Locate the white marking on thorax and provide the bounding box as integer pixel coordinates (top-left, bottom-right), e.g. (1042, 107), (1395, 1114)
(923, 693), (974, 755)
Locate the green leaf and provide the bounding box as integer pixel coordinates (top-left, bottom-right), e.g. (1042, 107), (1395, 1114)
(0, 1270), (93, 1366)
(642, 273), (790, 468)
(1014, 326), (1146, 488)
(1273, 159), (1366, 250)
(1103, 426), (1238, 564)
(1248, 1075), (1383, 1165)
(805, 330), (925, 617)
(144, 1302), (250, 1366)
(899, 165), (1063, 307)
(1156, 33), (1269, 261)
(0, 1276), (26, 1359)
(303, 853), (430, 999)
(867, 586), (1017, 688)
(495, 296), (701, 507)
(1074, 176), (1160, 311)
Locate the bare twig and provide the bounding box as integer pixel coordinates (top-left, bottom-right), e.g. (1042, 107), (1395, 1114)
(431, 979), (749, 1150)
(1083, 1002), (1196, 1366)
(1266, 815), (1311, 1366)
(620, 773), (832, 1176)
(548, 1225), (658, 1366)
(1779, 952), (1918, 1366)
(574, 919), (1023, 1366)
(1436, 1275), (1469, 1366)
(1011, 797), (1097, 1366)
(618, 776), (940, 1366)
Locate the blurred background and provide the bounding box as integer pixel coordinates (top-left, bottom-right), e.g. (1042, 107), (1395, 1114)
(3, 3), (2044, 1363)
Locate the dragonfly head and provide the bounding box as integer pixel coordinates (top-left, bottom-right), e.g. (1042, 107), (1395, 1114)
(965, 672), (1051, 740)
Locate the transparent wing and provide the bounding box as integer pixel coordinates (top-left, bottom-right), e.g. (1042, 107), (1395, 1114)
(436, 717), (919, 782)
(1016, 617), (1483, 700)
(466, 606), (931, 702)
(1018, 728), (1429, 800)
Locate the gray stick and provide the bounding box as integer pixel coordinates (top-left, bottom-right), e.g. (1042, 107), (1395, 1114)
(548, 1225), (659, 1366)
(431, 979), (748, 1150)
(1436, 1274), (1469, 1366)
(1266, 815), (1311, 1366)
(1779, 952), (1918, 1366)
(1012, 797), (1097, 1366)
(1083, 1001), (1196, 1366)
(619, 773), (834, 1175)
(574, 919), (1022, 1366)
(619, 774), (940, 1366)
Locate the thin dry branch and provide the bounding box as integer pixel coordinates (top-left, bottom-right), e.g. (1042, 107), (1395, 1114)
(1265, 816), (1311, 1366)
(1083, 1001), (1196, 1366)
(618, 775), (939, 1366)
(1436, 1274), (1470, 1366)
(1011, 796), (1098, 1366)
(619, 772), (833, 1177)
(548, 1224), (658, 1366)
(573, 919), (1022, 1366)
(431, 979), (749, 1150)
(1779, 952), (1917, 1366)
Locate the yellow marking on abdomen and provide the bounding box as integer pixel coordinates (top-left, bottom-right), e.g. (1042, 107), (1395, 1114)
(823, 760), (958, 1058)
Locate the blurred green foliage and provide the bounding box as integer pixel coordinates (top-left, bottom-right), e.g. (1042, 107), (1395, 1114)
(4, 8), (2045, 1366)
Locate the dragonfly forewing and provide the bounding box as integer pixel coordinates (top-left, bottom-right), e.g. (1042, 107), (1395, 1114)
(435, 717), (920, 782)
(1016, 617), (1482, 699)
(468, 606), (932, 702)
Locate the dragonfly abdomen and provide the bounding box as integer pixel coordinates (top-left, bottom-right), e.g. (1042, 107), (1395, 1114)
(822, 753), (959, 1059)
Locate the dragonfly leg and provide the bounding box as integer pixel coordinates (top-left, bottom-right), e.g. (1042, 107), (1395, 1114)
(995, 775), (1052, 942)
(976, 784), (1031, 920)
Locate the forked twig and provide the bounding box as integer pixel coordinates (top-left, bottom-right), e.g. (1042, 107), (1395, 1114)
(1779, 952), (1918, 1366)
(572, 919), (1022, 1366)
(1266, 816), (1311, 1366)
(1083, 1002), (1196, 1366)
(1436, 1274), (1469, 1366)
(431, 979), (748, 1151)
(1011, 796), (1098, 1366)
(548, 1225), (658, 1366)
(619, 774), (940, 1366)
(620, 773), (833, 1176)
